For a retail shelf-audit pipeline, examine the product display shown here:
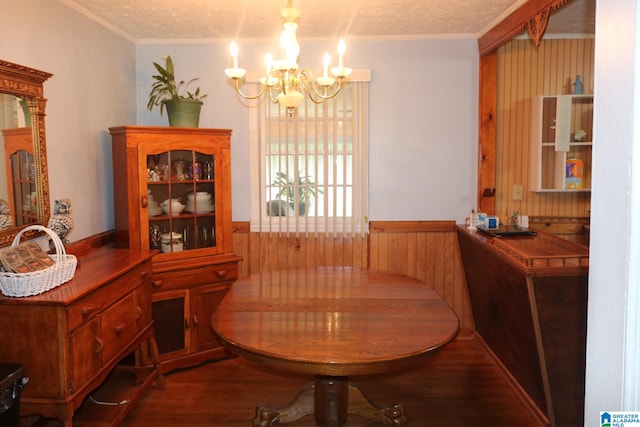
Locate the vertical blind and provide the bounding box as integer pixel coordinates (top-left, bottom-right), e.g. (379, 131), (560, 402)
(249, 73), (370, 237)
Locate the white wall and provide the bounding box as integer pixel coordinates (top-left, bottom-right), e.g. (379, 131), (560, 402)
(1, 0), (136, 242)
(2, 2), (479, 240)
(136, 39), (479, 223)
(584, 0), (640, 422)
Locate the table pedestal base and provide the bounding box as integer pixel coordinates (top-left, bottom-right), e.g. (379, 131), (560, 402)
(253, 376), (407, 427)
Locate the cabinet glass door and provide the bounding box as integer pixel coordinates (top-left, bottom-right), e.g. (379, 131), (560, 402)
(144, 149), (218, 255)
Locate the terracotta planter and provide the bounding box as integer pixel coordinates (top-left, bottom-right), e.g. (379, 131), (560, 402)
(164, 99), (203, 127)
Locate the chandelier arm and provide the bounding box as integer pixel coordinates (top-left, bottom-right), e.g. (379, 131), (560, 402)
(267, 85), (280, 104)
(308, 78), (343, 102)
(232, 78), (268, 100)
(297, 68), (344, 102)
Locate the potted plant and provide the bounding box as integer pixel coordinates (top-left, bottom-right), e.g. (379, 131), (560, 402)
(270, 171), (323, 216)
(147, 55), (207, 127)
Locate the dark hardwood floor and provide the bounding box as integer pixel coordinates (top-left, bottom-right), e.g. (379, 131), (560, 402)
(24, 334), (545, 427)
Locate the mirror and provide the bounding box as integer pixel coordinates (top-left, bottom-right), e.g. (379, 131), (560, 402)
(0, 59), (52, 246)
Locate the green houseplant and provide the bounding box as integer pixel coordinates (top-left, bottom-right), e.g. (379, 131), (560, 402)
(270, 171), (323, 216)
(147, 55), (207, 127)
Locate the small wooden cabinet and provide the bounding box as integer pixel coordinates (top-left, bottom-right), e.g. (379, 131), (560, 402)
(530, 94), (594, 192)
(0, 247), (162, 427)
(109, 126), (241, 373)
(2, 127), (37, 226)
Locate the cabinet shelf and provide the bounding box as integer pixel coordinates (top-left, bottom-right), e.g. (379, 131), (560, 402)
(147, 179), (215, 185)
(73, 367), (158, 427)
(530, 94), (594, 192)
(535, 189), (592, 193)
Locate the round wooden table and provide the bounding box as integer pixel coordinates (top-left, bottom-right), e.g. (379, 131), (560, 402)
(211, 268), (459, 426)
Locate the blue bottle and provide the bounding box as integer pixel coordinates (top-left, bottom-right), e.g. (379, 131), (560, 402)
(573, 75), (583, 94)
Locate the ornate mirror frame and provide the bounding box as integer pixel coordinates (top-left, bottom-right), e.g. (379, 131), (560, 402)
(0, 59), (52, 245)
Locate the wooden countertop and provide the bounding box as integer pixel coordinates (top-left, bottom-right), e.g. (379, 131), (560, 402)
(456, 225), (589, 275)
(0, 247), (155, 305)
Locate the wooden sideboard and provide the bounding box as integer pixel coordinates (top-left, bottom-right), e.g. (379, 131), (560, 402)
(456, 226), (588, 427)
(0, 246), (164, 427)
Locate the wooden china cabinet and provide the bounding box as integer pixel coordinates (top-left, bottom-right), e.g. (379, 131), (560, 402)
(110, 126), (241, 373)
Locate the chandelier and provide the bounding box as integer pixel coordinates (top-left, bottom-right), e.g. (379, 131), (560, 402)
(224, 0), (352, 116)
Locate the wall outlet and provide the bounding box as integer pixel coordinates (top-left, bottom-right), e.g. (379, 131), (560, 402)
(513, 184), (524, 200)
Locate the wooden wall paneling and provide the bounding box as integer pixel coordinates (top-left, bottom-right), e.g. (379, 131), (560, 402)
(232, 221), (474, 331)
(231, 222), (250, 277)
(237, 230), (370, 273)
(368, 221), (474, 331)
(494, 38), (594, 226)
(405, 231), (419, 278)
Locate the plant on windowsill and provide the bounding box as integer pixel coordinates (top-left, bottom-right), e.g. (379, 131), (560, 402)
(147, 54), (207, 127)
(269, 171), (323, 216)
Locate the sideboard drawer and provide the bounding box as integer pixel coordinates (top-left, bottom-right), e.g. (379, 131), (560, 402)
(151, 262), (238, 292)
(68, 262), (151, 332)
(100, 293), (137, 363)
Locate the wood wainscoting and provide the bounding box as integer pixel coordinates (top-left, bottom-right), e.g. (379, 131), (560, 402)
(232, 220), (475, 331)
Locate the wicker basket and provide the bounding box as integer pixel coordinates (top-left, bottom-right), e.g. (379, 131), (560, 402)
(0, 225), (77, 297)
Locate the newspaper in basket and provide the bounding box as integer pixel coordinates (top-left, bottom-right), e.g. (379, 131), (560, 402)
(0, 225), (77, 297)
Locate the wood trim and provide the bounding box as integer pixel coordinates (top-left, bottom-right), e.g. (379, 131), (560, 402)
(232, 221), (250, 233)
(368, 220), (455, 233)
(473, 332), (550, 426)
(66, 230), (115, 256)
(478, 0), (575, 56)
(478, 52), (498, 214)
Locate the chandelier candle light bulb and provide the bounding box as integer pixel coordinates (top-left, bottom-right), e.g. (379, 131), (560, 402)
(224, 0), (352, 114)
(231, 41), (238, 69)
(316, 53), (336, 87)
(224, 41), (246, 79)
(323, 53), (329, 78)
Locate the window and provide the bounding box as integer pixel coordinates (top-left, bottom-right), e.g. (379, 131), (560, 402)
(250, 73), (370, 236)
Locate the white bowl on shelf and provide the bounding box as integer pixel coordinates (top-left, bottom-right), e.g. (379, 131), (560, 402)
(185, 201), (214, 213)
(187, 192), (212, 201)
(161, 200), (185, 216)
(149, 206), (163, 217)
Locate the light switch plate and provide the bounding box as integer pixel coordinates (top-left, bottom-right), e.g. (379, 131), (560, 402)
(513, 184), (524, 200)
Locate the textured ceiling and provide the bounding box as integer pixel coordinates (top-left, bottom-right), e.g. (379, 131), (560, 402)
(57, 0), (595, 42)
